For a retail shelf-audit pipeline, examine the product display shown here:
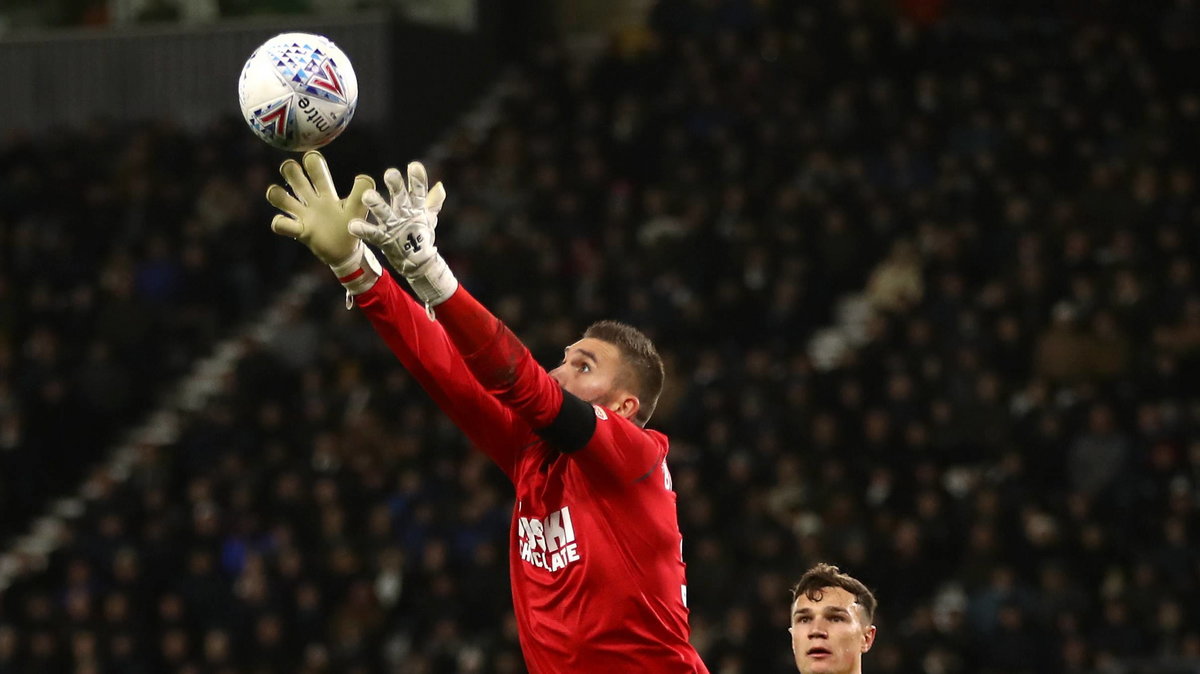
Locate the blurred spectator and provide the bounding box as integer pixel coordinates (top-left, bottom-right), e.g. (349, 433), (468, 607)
(1067, 403), (1131, 497)
(866, 239), (924, 314)
(1034, 303), (1093, 384)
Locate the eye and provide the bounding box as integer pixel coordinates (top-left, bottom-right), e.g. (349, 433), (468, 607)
(797, 617), (810, 624)
(830, 615), (844, 622)
(579, 363), (590, 373)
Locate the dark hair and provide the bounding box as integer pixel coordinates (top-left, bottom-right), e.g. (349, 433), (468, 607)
(791, 563), (877, 623)
(583, 320), (665, 425)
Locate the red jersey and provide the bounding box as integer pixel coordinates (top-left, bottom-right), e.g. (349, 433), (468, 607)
(356, 273), (708, 673)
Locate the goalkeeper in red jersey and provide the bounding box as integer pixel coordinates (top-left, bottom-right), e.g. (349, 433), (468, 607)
(266, 152), (709, 673)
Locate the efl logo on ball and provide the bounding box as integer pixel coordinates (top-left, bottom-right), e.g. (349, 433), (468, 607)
(238, 32), (358, 152)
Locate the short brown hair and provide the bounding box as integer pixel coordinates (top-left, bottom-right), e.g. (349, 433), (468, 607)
(583, 320), (665, 425)
(791, 563), (877, 623)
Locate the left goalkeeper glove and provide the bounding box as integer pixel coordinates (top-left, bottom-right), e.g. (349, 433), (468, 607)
(266, 151), (381, 298)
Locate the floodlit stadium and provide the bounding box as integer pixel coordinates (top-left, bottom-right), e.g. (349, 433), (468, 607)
(1, 1), (1198, 672)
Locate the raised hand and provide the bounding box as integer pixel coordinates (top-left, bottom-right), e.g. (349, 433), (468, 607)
(266, 151), (382, 298)
(349, 161), (457, 308)
(349, 161), (446, 274)
(266, 151), (375, 266)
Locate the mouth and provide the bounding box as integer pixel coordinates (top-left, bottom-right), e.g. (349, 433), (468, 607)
(806, 647), (832, 658)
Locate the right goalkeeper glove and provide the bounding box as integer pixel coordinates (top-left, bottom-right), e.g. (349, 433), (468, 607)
(348, 161), (458, 311)
(265, 151), (381, 300)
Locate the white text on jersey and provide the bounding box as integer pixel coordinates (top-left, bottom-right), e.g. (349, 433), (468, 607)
(518, 506), (580, 572)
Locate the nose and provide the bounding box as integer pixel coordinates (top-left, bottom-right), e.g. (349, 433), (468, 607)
(548, 365), (567, 387)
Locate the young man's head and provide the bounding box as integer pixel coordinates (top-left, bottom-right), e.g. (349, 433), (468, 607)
(549, 320), (665, 427)
(789, 563), (877, 674)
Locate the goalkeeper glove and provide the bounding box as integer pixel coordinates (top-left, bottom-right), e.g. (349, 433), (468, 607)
(348, 161), (458, 310)
(266, 151), (382, 300)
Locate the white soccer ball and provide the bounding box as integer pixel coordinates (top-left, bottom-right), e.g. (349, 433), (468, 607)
(237, 32), (359, 152)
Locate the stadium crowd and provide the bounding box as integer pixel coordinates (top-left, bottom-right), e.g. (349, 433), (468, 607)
(2, 0), (1200, 672)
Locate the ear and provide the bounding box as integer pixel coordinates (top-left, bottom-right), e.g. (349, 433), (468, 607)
(861, 625), (877, 653)
(608, 391), (641, 422)
(788, 626), (796, 652)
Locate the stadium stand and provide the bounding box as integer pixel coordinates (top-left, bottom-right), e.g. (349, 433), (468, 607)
(1, 0), (1199, 672)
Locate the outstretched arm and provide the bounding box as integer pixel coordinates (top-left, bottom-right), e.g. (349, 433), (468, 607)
(433, 286), (669, 485)
(354, 273), (527, 479)
(349, 162), (668, 483)
(264, 152), (527, 479)
(348, 163), (570, 435)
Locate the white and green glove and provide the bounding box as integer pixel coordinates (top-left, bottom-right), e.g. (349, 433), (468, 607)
(266, 151), (382, 300)
(348, 161), (458, 309)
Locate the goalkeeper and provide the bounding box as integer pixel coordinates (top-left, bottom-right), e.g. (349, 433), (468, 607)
(266, 152), (709, 673)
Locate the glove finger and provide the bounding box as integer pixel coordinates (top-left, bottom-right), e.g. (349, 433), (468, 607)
(265, 184), (305, 217)
(383, 167), (410, 212)
(348, 217), (383, 243)
(407, 161), (428, 204)
(279, 158), (315, 204)
(426, 181), (446, 217)
(271, 214), (304, 239)
(362, 188), (395, 224)
(345, 174), (376, 213)
(303, 151), (337, 199)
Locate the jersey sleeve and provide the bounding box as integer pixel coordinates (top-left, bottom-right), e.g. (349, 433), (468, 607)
(354, 272), (527, 480)
(433, 287), (668, 483)
(433, 286), (566, 430)
(573, 408), (670, 485)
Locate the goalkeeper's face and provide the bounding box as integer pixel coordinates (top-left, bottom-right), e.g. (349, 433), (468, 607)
(550, 338), (640, 421)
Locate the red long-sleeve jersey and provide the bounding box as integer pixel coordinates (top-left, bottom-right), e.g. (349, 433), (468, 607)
(355, 272), (708, 673)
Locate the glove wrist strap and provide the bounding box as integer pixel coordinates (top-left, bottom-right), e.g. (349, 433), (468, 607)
(331, 242), (382, 308)
(406, 253), (458, 312)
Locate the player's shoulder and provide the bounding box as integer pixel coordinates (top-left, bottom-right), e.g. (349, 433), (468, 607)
(643, 425), (669, 448)
(590, 404), (669, 445)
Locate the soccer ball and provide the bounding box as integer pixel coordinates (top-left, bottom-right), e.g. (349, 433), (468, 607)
(238, 32), (359, 152)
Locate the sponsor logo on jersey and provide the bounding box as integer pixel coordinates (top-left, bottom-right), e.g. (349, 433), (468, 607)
(518, 506), (580, 573)
(593, 405), (608, 420)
